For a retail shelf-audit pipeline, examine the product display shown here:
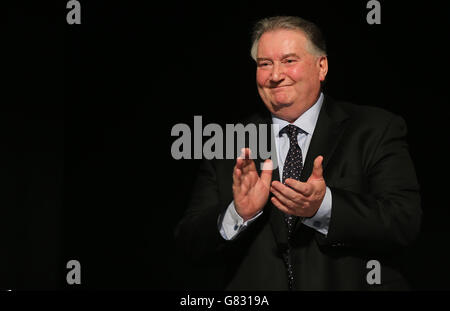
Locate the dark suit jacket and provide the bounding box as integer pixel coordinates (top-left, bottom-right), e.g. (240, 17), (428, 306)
(175, 95), (422, 290)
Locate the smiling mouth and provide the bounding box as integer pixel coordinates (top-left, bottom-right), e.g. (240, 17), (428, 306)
(271, 85), (291, 91)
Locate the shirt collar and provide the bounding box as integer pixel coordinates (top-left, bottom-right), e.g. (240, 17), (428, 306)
(271, 92), (324, 136)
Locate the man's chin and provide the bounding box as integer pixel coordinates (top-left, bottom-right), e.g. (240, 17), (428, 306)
(271, 101), (293, 111)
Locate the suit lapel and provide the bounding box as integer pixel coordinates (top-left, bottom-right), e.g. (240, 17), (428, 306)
(295, 95), (349, 232)
(300, 96), (348, 181)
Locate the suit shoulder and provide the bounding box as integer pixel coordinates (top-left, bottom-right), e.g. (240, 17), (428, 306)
(332, 99), (399, 128)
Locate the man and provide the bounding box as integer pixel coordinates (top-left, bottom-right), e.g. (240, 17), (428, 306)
(175, 16), (421, 290)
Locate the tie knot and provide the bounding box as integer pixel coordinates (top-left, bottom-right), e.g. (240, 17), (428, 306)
(280, 124), (302, 143)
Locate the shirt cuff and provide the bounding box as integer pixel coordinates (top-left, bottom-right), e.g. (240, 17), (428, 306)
(302, 186), (332, 236)
(218, 201), (263, 240)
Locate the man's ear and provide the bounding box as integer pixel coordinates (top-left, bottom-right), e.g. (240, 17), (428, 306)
(318, 56), (328, 82)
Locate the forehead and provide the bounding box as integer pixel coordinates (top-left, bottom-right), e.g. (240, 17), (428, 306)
(257, 29), (310, 58)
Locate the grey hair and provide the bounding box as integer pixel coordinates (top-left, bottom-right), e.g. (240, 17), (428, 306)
(250, 16), (327, 61)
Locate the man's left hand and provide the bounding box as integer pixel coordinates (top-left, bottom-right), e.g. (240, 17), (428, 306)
(270, 156), (326, 218)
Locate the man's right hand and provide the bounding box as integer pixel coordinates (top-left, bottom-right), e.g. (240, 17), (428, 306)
(232, 148), (273, 221)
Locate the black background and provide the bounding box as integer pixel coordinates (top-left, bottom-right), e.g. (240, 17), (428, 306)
(3, 0), (450, 290)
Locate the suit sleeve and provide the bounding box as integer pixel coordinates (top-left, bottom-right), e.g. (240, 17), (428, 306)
(317, 115), (422, 254)
(174, 159), (229, 263)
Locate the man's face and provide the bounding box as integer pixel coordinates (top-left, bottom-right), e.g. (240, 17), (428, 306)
(256, 29), (328, 122)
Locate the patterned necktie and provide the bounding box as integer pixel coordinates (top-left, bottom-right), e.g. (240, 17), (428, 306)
(280, 124), (303, 290)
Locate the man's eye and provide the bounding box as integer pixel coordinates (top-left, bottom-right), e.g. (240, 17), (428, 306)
(284, 59), (296, 63)
(258, 62), (271, 67)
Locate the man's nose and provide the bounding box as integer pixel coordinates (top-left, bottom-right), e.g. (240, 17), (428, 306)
(270, 62), (284, 82)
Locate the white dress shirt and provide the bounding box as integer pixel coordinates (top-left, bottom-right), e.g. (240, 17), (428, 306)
(219, 92), (332, 240)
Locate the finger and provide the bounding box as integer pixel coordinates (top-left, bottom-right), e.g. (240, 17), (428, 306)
(236, 148), (249, 166)
(241, 173), (255, 195)
(235, 156), (244, 171)
(233, 166), (242, 188)
(241, 148), (255, 166)
(244, 148), (252, 159)
(235, 170), (250, 194)
(271, 180), (300, 200)
(240, 148), (247, 158)
(284, 178), (312, 196)
(271, 196), (294, 215)
(270, 187), (296, 209)
(260, 159), (273, 188)
(239, 147), (252, 160)
(239, 176), (251, 195)
(241, 157), (257, 175)
(310, 155), (324, 180)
